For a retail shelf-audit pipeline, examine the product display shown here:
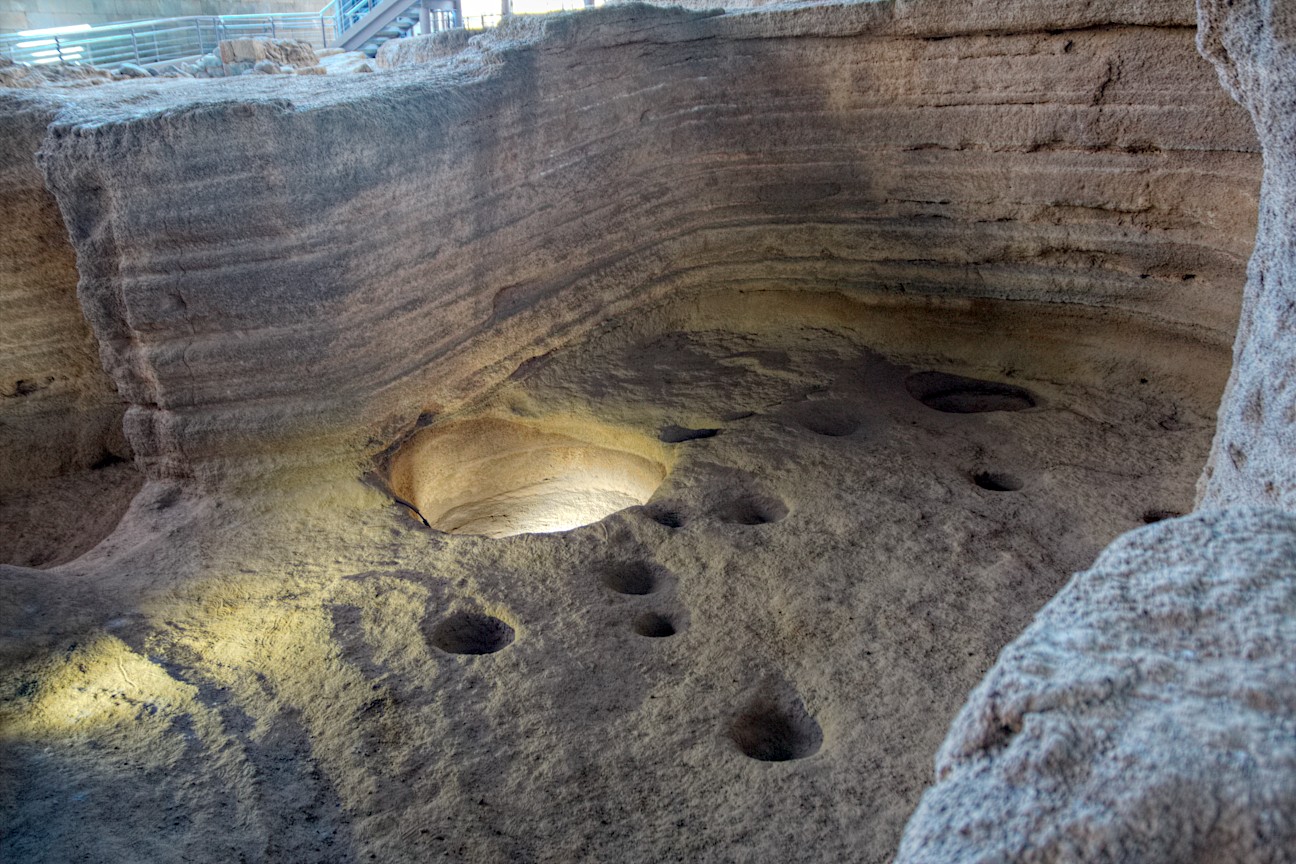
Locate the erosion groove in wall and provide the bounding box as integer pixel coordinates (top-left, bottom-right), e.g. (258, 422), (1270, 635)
(26, 1), (1257, 484)
(0, 95), (128, 493)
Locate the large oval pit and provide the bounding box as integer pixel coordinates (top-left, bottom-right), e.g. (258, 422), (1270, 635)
(387, 416), (670, 538)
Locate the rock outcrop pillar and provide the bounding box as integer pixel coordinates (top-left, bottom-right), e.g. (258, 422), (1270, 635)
(1196, 0), (1296, 509)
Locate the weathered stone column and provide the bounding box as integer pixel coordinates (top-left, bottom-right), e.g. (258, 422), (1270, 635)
(1196, 0), (1296, 510)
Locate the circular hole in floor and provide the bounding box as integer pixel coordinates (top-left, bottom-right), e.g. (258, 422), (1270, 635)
(386, 416), (671, 538)
(730, 697), (822, 762)
(642, 504), (685, 528)
(717, 494), (788, 525)
(973, 471), (1023, 492)
(429, 612), (515, 655)
(1142, 509), (1182, 524)
(632, 612), (677, 638)
(905, 371), (1037, 414)
(600, 561), (662, 595)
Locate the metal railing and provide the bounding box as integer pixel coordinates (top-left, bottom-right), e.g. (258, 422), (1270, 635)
(336, 0), (409, 36)
(0, 0), (602, 69)
(0, 13), (335, 67)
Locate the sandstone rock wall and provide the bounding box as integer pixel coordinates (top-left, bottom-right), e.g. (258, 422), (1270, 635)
(24, 0), (1257, 484)
(1195, 0), (1296, 509)
(0, 0), (1289, 860)
(893, 2), (1296, 860)
(0, 92), (127, 494)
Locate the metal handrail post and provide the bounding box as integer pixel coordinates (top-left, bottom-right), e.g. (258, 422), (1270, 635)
(129, 29), (140, 62)
(194, 19), (203, 55)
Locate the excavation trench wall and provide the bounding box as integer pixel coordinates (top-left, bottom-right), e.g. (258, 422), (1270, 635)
(0, 95), (127, 494)
(16, 0), (1258, 484)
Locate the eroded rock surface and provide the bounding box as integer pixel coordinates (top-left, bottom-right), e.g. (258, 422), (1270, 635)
(0, 94), (126, 492)
(895, 2), (1296, 860)
(1196, 0), (1296, 510)
(897, 508), (1296, 863)
(0, 314), (1217, 862)
(0, 91), (137, 568)
(19, 0), (1256, 486)
(0, 0), (1288, 861)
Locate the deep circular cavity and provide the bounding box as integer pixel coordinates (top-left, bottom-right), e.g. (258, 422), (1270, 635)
(633, 612), (677, 638)
(642, 505), (685, 528)
(387, 416), (670, 538)
(600, 561), (662, 595)
(717, 494), (789, 525)
(429, 612), (515, 655)
(1143, 509), (1183, 524)
(974, 472), (1024, 492)
(730, 698), (823, 762)
(906, 371), (1037, 413)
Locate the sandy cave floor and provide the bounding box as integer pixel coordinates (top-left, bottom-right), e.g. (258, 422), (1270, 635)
(0, 306), (1216, 863)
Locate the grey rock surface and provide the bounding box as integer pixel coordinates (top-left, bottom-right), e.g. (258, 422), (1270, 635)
(1196, 0), (1296, 509)
(896, 508), (1296, 862)
(114, 63), (150, 79)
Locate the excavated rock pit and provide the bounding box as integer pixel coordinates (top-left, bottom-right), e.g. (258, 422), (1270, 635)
(0, 295), (1231, 862)
(3, 0), (1294, 861)
(386, 416), (671, 538)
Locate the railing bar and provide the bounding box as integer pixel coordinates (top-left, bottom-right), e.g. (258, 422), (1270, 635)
(2, 3), (587, 68)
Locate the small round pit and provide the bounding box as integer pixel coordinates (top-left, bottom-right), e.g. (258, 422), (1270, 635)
(600, 561), (662, 595)
(730, 697), (822, 762)
(633, 613), (677, 638)
(429, 612), (515, 655)
(973, 471), (1023, 492)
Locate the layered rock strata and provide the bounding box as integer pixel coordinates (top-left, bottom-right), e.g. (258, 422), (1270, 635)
(894, 2), (1296, 860)
(19, 0), (1257, 485)
(0, 0), (1287, 861)
(0, 94), (126, 493)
